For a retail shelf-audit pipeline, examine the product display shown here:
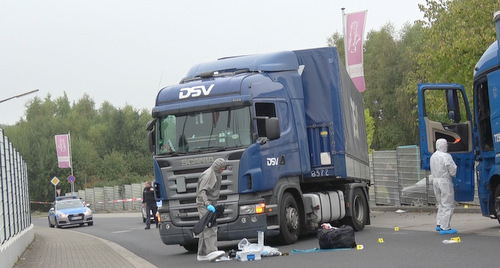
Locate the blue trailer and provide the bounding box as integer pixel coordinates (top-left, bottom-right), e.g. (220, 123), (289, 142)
(418, 11), (500, 222)
(147, 47), (370, 251)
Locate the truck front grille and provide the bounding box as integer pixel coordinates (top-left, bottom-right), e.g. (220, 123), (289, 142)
(160, 157), (240, 227)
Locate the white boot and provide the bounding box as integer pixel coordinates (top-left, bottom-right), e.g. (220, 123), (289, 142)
(197, 255), (209, 261)
(207, 250), (225, 262)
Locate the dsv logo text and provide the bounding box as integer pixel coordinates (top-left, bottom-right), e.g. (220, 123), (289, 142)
(179, 84), (214, 99)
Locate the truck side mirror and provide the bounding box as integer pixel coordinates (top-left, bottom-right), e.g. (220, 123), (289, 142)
(148, 131), (155, 153)
(146, 119), (156, 153)
(265, 117), (280, 141)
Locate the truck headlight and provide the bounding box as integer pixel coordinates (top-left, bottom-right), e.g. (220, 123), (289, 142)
(239, 203), (265, 215)
(160, 213), (170, 222)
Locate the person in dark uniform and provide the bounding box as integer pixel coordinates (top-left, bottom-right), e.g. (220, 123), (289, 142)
(142, 181), (157, 230)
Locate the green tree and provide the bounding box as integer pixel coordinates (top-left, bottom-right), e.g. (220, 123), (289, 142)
(72, 138), (100, 188)
(100, 150), (129, 181)
(413, 0), (497, 97)
(68, 94), (97, 137)
(362, 23), (424, 149)
(364, 108), (375, 153)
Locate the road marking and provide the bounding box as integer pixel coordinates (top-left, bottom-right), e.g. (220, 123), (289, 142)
(112, 230), (133, 234)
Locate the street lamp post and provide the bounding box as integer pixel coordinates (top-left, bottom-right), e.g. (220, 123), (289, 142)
(0, 89), (39, 104)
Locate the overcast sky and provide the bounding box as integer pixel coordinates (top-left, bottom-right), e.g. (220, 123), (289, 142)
(0, 0), (426, 126)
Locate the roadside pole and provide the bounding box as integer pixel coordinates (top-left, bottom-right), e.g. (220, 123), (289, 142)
(69, 131), (74, 195)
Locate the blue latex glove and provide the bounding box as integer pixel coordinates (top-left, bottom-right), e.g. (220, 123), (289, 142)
(207, 204), (216, 213)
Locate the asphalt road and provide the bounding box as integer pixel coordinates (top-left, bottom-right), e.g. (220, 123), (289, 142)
(32, 210), (500, 268)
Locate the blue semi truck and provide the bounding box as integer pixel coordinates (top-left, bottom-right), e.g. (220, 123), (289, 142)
(418, 11), (500, 222)
(147, 47), (370, 251)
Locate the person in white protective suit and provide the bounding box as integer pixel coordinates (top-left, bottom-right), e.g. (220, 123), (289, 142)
(195, 158), (226, 261)
(430, 138), (458, 235)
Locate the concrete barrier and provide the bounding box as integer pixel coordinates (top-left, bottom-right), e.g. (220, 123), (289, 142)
(0, 224), (34, 268)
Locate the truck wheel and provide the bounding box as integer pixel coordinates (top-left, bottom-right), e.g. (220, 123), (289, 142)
(278, 192), (300, 244)
(494, 185), (500, 224)
(344, 188), (368, 231)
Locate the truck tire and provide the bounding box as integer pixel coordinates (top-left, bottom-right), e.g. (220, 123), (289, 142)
(494, 185), (500, 224)
(278, 192), (300, 244)
(344, 188), (368, 231)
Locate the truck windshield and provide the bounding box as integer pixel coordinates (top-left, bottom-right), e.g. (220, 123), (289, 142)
(157, 107), (252, 155)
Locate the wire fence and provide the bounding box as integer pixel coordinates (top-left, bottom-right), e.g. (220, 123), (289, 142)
(76, 183), (145, 212)
(0, 128), (31, 246)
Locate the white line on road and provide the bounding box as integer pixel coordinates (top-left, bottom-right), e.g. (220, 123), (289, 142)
(112, 230), (133, 234)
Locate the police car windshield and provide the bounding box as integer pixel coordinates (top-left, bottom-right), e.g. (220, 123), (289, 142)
(157, 107), (252, 155)
(56, 199), (85, 210)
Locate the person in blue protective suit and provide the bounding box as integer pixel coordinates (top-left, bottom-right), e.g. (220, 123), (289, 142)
(430, 138), (458, 235)
(195, 158), (227, 261)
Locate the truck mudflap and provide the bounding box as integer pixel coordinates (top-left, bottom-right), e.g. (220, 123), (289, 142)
(158, 214), (268, 246)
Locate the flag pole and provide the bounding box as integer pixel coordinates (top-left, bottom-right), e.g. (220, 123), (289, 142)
(69, 130), (74, 195)
(341, 8), (348, 68)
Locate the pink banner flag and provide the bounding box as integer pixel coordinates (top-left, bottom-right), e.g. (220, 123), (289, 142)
(344, 10), (367, 92)
(55, 134), (71, 168)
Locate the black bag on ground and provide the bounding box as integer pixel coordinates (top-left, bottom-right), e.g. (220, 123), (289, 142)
(317, 225), (356, 249)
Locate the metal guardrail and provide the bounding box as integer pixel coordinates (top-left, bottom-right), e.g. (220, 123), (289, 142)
(0, 128), (31, 246)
